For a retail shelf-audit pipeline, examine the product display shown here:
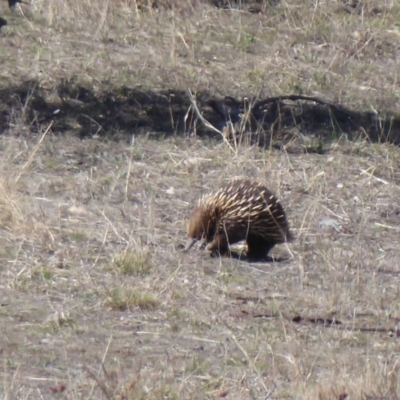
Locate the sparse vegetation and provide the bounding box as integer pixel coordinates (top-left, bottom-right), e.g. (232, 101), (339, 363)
(1, 0), (400, 399)
(108, 287), (159, 311)
(111, 248), (153, 276)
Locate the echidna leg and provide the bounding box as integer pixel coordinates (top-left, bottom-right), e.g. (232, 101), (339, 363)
(246, 236), (274, 261)
(206, 234), (230, 256)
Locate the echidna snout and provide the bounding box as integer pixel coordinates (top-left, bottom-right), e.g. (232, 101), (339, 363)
(184, 206), (210, 251)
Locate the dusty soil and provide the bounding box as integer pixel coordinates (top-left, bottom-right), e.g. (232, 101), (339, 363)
(1, 0), (400, 399)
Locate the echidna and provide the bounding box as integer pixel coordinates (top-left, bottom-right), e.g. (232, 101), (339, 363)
(185, 179), (294, 260)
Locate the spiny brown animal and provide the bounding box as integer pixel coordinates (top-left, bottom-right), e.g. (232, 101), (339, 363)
(185, 179), (294, 260)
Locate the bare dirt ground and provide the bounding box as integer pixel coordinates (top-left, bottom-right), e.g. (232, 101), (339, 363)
(1, 0), (400, 399)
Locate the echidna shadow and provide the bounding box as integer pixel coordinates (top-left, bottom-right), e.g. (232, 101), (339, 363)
(185, 179), (294, 262)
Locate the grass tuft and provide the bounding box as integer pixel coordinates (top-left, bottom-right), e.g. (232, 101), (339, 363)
(111, 249), (153, 276)
(108, 287), (159, 311)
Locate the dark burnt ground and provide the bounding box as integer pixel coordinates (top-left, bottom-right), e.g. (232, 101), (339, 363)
(1, 80), (400, 149)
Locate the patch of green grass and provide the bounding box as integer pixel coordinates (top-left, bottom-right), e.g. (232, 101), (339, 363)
(314, 19), (332, 43)
(168, 308), (181, 318)
(42, 268), (53, 280)
(108, 287), (159, 311)
(314, 71), (331, 90)
(111, 249), (153, 276)
(69, 231), (87, 242)
(130, 147), (144, 161)
(290, 81), (306, 95)
(4, 358), (18, 371)
(32, 267), (53, 281)
(248, 68), (267, 87)
(237, 33), (256, 52)
(185, 355), (210, 375)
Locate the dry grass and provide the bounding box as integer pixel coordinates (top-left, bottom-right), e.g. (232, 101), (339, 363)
(1, 0), (400, 109)
(1, 0), (400, 399)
